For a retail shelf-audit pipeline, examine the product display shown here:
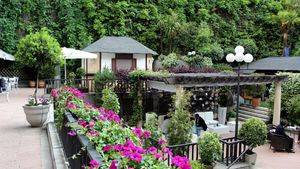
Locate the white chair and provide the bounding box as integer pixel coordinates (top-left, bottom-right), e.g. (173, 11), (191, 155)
(195, 111), (218, 125)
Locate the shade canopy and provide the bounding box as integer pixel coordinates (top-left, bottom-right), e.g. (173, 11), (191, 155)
(0, 49), (15, 61)
(62, 47), (97, 59)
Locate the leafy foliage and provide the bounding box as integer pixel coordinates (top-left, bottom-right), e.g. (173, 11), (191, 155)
(94, 68), (116, 91)
(244, 84), (266, 98)
(101, 88), (120, 114)
(167, 88), (193, 145)
(1, 0), (299, 63)
(269, 73), (300, 124)
(159, 53), (180, 69)
(239, 118), (267, 152)
(198, 132), (221, 166)
(144, 112), (163, 147)
(15, 28), (63, 79)
(190, 160), (206, 169)
(286, 95), (300, 125)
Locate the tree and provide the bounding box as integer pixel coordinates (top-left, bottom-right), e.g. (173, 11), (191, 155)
(271, 0), (300, 55)
(15, 28), (63, 103)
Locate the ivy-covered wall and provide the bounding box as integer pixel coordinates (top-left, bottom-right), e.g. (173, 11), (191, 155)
(0, 0), (299, 58)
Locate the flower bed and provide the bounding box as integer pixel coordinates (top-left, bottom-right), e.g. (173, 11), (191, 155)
(53, 86), (191, 169)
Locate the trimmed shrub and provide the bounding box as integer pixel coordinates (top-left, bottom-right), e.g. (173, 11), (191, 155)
(190, 160), (206, 169)
(160, 53), (180, 69)
(238, 118), (267, 153)
(101, 88), (120, 114)
(94, 68), (116, 92)
(198, 132), (221, 166)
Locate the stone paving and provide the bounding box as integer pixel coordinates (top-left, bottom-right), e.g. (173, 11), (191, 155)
(0, 88), (51, 169)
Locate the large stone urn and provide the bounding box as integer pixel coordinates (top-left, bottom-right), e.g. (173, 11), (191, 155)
(23, 105), (49, 127)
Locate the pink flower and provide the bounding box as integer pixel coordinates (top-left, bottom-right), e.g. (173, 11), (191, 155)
(171, 156), (191, 169)
(132, 127), (143, 138)
(103, 145), (113, 152)
(51, 89), (59, 98)
(162, 147), (173, 157)
(66, 86), (84, 98)
(88, 130), (99, 137)
(67, 102), (77, 110)
(67, 130), (76, 136)
(109, 160), (117, 169)
(143, 130), (151, 139)
(147, 146), (157, 154)
(78, 119), (88, 128)
(89, 159), (100, 169)
(154, 152), (162, 160)
(89, 121), (95, 128)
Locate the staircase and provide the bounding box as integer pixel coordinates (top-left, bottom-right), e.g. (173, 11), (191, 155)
(238, 104), (270, 122)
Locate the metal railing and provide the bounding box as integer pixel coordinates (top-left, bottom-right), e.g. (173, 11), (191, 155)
(59, 112), (102, 169)
(227, 145), (252, 169)
(45, 78), (150, 94)
(219, 137), (247, 166)
(166, 142), (200, 165)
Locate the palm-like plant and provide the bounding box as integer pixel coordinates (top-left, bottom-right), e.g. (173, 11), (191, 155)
(272, 0), (300, 55)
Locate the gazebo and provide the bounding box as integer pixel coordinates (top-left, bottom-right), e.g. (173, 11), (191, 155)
(144, 73), (287, 125)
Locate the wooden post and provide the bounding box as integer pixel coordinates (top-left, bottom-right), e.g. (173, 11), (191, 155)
(272, 81), (282, 125)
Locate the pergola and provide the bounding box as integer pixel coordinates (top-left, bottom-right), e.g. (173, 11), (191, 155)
(144, 73), (288, 125)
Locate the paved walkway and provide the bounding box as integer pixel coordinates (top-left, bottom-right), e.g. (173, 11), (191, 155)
(0, 88), (51, 169)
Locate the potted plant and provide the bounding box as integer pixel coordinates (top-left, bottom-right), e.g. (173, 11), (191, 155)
(227, 111), (236, 122)
(198, 132), (221, 168)
(217, 87), (233, 124)
(29, 80), (36, 88)
(23, 96), (50, 126)
(238, 118), (267, 165)
(15, 28), (63, 127)
(244, 85), (266, 107)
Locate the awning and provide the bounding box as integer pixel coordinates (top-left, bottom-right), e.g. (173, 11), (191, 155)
(62, 47), (97, 59)
(0, 50), (15, 61)
(61, 47), (97, 79)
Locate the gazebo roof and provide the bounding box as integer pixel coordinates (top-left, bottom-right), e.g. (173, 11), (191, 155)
(144, 73), (288, 92)
(82, 36), (158, 55)
(240, 57), (300, 73)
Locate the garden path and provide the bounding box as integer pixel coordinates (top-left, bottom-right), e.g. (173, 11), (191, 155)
(0, 88), (51, 169)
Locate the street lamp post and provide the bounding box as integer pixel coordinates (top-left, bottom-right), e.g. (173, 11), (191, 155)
(226, 46), (253, 138)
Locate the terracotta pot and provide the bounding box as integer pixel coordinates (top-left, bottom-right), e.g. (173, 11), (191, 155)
(38, 80), (45, 88)
(29, 80), (36, 88)
(252, 98), (261, 107)
(23, 105), (49, 127)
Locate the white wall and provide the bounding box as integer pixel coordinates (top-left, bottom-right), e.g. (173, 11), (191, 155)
(101, 53), (115, 71)
(133, 53), (146, 70)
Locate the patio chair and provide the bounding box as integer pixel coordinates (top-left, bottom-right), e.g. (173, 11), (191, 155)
(269, 132), (294, 152)
(0, 77), (9, 102)
(195, 111), (218, 126)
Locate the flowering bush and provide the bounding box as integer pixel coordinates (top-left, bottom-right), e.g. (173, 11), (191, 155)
(54, 86), (191, 169)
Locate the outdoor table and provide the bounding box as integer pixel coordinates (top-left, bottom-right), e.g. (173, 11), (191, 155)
(207, 124), (230, 134)
(285, 126), (300, 142)
(227, 121), (242, 132)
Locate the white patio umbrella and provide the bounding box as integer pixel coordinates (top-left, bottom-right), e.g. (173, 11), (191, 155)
(0, 49), (15, 61)
(61, 47), (97, 79)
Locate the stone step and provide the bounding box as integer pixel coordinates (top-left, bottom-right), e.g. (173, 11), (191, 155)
(238, 113), (268, 122)
(214, 162), (251, 169)
(238, 110), (269, 120)
(239, 106), (269, 116)
(238, 116), (247, 122)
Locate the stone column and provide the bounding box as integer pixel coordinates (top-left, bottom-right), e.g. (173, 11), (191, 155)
(272, 81), (282, 125)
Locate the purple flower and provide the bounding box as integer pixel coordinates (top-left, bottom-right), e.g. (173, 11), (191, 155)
(89, 159), (100, 169)
(67, 130), (76, 136)
(147, 146), (157, 154)
(158, 138), (166, 145)
(88, 130), (99, 137)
